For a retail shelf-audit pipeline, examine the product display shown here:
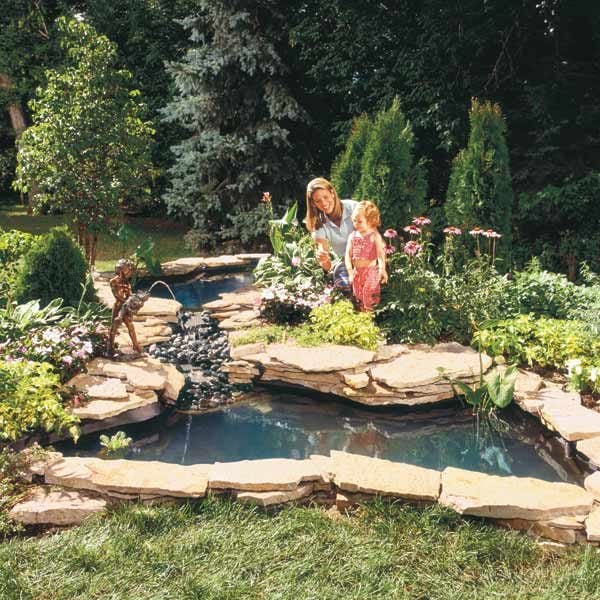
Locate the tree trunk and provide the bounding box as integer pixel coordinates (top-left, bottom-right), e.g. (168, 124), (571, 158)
(0, 73), (39, 213)
(90, 233), (98, 268)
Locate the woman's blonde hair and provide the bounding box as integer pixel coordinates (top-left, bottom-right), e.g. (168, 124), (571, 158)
(304, 177), (343, 232)
(353, 200), (381, 228)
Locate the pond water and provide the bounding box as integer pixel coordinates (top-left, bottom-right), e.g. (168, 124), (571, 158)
(147, 271), (255, 311)
(56, 391), (586, 484)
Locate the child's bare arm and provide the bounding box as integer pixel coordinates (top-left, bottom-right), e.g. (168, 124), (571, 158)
(345, 236), (354, 283)
(375, 233), (388, 284)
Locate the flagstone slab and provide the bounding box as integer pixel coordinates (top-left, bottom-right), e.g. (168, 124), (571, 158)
(584, 471), (600, 501)
(577, 438), (600, 469)
(45, 457), (209, 498)
(331, 451), (441, 501)
(236, 483), (314, 507)
(539, 402), (600, 442)
(9, 486), (107, 525)
(495, 517), (577, 544)
(208, 458), (327, 491)
(585, 507), (600, 542)
(266, 344), (376, 373)
(440, 467), (593, 520)
(86, 357), (167, 390)
(71, 390), (158, 420)
(370, 342), (492, 389)
(66, 374), (129, 400)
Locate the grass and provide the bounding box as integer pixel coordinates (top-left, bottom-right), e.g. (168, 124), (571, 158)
(0, 203), (190, 272)
(2, 497), (600, 599)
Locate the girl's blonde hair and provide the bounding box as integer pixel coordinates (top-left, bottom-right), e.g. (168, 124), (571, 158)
(304, 177), (343, 232)
(353, 200), (381, 228)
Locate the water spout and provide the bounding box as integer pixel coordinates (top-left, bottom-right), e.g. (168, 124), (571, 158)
(148, 280), (177, 302)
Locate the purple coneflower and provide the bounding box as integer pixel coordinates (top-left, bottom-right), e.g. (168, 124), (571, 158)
(469, 227), (483, 237)
(403, 241), (422, 256)
(383, 228), (398, 239)
(443, 226), (462, 236)
(482, 229), (502, 239)
(403, 225), (421, 236)
(412, 216), (431, 226)
(385, 246), (395, 255)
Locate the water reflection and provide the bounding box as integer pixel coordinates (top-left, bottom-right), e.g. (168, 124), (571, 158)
(57, 391), (588, 484)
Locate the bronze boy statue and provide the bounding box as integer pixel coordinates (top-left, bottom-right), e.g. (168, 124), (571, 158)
(107, 258), (143, 356)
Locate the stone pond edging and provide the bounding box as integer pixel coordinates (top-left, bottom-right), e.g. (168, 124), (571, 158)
(11, 449), (600, 547)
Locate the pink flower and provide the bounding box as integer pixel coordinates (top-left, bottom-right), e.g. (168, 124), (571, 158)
(291, 256), (301, 267)
(443, 226), (462, 236)
(383, 228), (398, 239)
(482, 229), (502, 239)
(385, 246), (396, 255)
(62, 355), (73, 365)
(403, 225), (421, 236)
(403, 241), (422, 257)
(261, 191), (272, 204)
(412, 216), (431, 226)
(469, 227), (483, 237)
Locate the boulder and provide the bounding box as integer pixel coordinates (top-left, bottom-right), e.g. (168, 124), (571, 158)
(440, 467), (593, 520)
(9, 486), (106, 525)
(331, 451), (441, 501)
(46, 457), (209, 498)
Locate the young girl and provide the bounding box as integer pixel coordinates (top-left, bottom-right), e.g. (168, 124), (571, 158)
(345, 201), (388, 311)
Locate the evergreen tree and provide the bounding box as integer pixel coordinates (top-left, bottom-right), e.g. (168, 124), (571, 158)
(445, 98), (513, 257)
(330, 113), (371, 199)
(162, 0), (309, 248)
(356, 98), (427, 230)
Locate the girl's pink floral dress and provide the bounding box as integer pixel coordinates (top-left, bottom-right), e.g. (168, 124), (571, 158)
(349, 231), (380, 311)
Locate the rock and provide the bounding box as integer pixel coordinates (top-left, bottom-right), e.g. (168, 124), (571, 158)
(46, 457), (209, 498)
(439, 467), (594, 520)
(514, 369), (543, 398)
(266, 343), (376, 373)
(17, 450), (64, 483)
(373, 344), (408, 362)
(66, 374), (129, 400)
(236, 483), (314, 507)
(539, 401), (600, 442)
(341, 371), (370, 389)
(158, 362), (186, 402)
(209, 458), (327, 491)
(584, 472), (600, 501)
(71, 390), (158, 420)
(370, 342), (492, 389)
(86, 358), (166, 390)
(536, 540), (571, 555)
(230, 343), (266, 360)
(331, 451), (441, 502)
(9, 486), (107, 525)
(495, 518), (577, 544)
(576, 438), (600, 469)
(585, 507), (600, 542)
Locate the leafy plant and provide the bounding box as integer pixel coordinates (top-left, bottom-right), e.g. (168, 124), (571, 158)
(230, 324), (289, 347)
(0, 360), (80, 442)
(293, 300), (383, 351)
(99, 431), (133, 458)
(0, 229), (37, 307)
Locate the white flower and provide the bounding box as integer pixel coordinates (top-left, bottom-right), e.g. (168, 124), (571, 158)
(42, 328), (63, 343)
(590, 367), (599, 383)
(82, 341), (93, 354)
(566, 358), (582, 376)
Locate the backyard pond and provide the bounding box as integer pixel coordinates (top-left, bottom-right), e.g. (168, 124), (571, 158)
(55, 391), (588, 485)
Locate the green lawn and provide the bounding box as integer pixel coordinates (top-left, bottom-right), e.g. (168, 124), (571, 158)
(0, 204), (191, 272)
(1, 498), (600, 599)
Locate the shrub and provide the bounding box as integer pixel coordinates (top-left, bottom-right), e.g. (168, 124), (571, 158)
(259, 282), (332, 326)
(356, 97), (427, 231)
(294, 300), (382, 351)
(566, 359), (600, 396)
(445, 99), (513, 261)
(14, 226), (96, 307)
(0, 360), (80, 442)
(230, 324), (289, 347)
(0, 229), (37, 306)
(331, 113), (372, 198)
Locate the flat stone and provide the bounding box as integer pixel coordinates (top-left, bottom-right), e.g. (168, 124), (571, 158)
(539, 402), (600, 442)
(17, 450), (64, 483)
(236, 483), (314, 507)
(46, 457), (209, 498)
(440, 467), (593, 520)
(72, 390), (158, 420)
(373, 344), (408, 362)
(495, 518), (577, 544)
(67, 374), (129, 400)
(230, 343), (266, 360)
(202, 255), (246, 268)
(9, 486), (106, 525)
(576, 438), (600, 468)
(370, 342), (492, 389)
(86, 357), (166, 390)
(266, 343), (376, 373)
(514, 369), (543, 398)
(155, 362), (185, 402)
(209, 458), (327, 491)
(585, 507), (600, 542)
(341, 371), (370, 389)
(136, 296), (181, 318)
(584, 472), (600, 501)
(331, 451), (441, 502)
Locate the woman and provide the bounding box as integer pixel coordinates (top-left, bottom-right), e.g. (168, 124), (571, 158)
(305, 177), (358, 278)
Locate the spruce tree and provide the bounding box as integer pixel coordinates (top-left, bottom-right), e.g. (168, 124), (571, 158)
(162, 0), (309, 247)
(356, 97), (427, 230)
(330, 113), (371, 199)
(445, 98), (514, 256)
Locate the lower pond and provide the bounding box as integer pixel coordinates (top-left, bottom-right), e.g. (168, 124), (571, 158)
(55, 391), (587, 485)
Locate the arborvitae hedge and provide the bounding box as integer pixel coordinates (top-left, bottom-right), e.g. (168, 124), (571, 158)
(15, 226), (95, 307)
(445, 98), (514, 258)
(356, 97), (427, 230)
(331, 113), (372, 199)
